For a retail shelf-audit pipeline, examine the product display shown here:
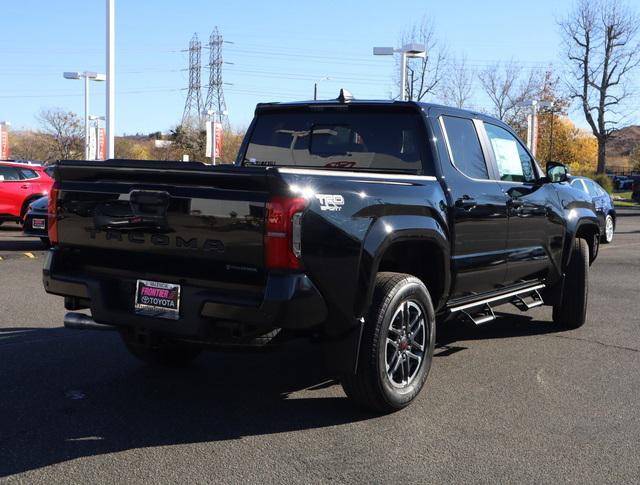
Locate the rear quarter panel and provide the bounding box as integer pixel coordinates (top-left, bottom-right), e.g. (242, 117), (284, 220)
(281, 170), (449, 334)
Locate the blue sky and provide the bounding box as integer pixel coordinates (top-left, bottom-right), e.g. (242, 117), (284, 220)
(1, 0), (637, 135)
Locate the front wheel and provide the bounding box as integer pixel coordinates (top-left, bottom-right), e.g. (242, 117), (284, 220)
(341, 272), (435, 413)
(601, 214), (614, 244)
(552, 238), (589, 329)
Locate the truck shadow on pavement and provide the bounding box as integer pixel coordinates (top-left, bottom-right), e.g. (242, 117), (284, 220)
(0, 313), (562, 477)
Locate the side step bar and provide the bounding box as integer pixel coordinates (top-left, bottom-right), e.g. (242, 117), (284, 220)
(64, 312), (116, 331)
(450, 284), (545, 326)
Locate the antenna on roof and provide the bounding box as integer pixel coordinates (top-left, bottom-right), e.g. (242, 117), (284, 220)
(337, 89), (354, 103)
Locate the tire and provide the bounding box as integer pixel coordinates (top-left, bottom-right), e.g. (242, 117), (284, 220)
(601, 214), (614, 244)
(552, 238), (589, 329)
(341, 272), (436, 413)
(119, 329), (201, 367)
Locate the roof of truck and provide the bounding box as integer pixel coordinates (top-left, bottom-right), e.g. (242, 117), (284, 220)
(255, 96), (488, 121)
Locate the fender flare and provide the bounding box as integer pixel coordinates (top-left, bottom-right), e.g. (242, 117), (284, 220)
(355, 215), (450, 317)
(563, 215), (600, 268)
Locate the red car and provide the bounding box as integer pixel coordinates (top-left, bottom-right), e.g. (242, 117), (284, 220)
(0, 161), (54, 225)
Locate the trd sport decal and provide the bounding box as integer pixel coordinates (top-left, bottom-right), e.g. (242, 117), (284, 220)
(315, 194), (345, 211)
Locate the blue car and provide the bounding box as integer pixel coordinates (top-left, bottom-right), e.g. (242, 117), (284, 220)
(568, 176), (616, 243)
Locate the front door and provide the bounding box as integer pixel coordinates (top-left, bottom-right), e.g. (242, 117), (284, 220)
(482, 122), (564, 285)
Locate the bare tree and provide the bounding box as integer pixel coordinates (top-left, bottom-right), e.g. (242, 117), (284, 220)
(37, 108), (83, 161)
(439, 55), (474, 108)
(478, 62), (544, 137)
(397, 16), (445, 101)
(478, 61), (522, 120)
(560, 0), (640, 173)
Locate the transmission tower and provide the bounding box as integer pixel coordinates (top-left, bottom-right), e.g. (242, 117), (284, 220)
(182, 33), (203, 127)
(204, 27), (228, 127)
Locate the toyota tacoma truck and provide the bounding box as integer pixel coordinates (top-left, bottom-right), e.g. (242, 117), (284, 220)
(43, 93), (600, 412)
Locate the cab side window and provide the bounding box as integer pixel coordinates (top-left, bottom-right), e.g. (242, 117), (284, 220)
(441, 116), (489, 180)
(484, 123), (537, 183)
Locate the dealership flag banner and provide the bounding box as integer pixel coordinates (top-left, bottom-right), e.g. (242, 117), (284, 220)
(88, 127), (97, 160)
(205, 121), (223, 160)
(98, 128), (106, 160)
(0, 127), (8, 160)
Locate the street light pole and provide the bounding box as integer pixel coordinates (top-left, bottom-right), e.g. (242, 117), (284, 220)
(64, 71), (106, 159)
(373, 44), (426, 102)
(314, 76), (331, 100)
(399, 52), (408, 101)
(106, 0), (115, 159)
(84, 75), (90, 159)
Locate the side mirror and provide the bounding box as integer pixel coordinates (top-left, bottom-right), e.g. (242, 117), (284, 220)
(546, 161), (569, 183)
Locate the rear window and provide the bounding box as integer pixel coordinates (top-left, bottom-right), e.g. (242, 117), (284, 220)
(242, 110), (430, 174)
(441, 116), (488, 180)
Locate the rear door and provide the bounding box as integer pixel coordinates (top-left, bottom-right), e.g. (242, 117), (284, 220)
(430, 110), (509, 298)
(481, 121), (564, 284)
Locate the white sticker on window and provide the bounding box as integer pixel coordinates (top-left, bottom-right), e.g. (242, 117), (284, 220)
(491, 138), (523, 177)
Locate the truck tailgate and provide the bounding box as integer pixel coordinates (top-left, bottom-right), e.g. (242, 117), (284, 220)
(54, 160), (278, 270)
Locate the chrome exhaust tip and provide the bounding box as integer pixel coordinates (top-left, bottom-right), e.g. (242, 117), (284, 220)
(63, 312), (115, 331)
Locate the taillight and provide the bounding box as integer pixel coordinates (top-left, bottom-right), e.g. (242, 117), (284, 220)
(264, 196), (307, 269)
(48, 182), (60, 245)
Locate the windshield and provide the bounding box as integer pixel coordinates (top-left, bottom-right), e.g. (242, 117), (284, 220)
(242, 110), (430, 174)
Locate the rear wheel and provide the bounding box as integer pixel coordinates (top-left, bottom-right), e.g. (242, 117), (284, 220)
(601, 214), (614, 244)
(341, 272), (435, 413)
(120, 329), (201, 367)
(552, 238), (589, 329)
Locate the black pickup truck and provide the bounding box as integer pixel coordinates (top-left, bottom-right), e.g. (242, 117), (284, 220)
(44, 95), (600, 412)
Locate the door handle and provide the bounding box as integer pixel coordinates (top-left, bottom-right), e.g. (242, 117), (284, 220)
(455, 196), (477, 209)
(20, 184), (30, 189)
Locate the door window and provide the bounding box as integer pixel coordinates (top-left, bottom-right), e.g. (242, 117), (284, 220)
(570, 179), (587, 193)
(0, 166), (21, 181)
(441, 116), (488, 179)
(484, 123), (537, 183)
(19, 168), (39, 180)
(584, 179), (600, 198)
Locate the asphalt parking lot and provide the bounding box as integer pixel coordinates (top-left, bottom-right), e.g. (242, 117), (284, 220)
(1, 210), (639, 484)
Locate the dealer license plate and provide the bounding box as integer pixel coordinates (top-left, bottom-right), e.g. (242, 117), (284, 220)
(32, 218), (46, 230)
(134, 279), (181, 320)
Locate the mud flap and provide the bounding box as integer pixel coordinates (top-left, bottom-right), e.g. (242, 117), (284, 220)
(322, 320), (364, 375)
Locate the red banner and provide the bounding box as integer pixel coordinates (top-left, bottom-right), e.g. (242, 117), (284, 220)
(214, 122), (223, 159)
(0, 129), (8, 160)
(98, 128), (106, 160)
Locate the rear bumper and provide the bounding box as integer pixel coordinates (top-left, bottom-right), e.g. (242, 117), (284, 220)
(42, 249), (328, 338)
